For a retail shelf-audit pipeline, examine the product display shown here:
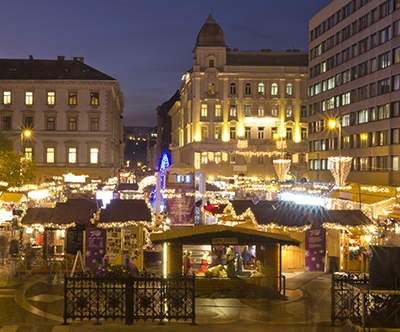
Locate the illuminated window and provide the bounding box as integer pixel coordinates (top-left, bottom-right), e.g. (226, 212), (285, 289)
(68, 148), (77, 163)
(230, 127), (236, 139)
(201, 126), (208, 140)
(258, 105), (264, 117)
(90, 92), (99, 106)
(208, 83), (215, 94)
(91, 118), (99, 131)
(47, 117), (55, 131)
(230, 83), (236, 95)
(286, 105), (293, 117)
(215, 105), (221, 117)
(245, 83), (251, 95)
(229, 152), (236, 164)
(201, 104), (208, 117)
(244, 155), (251, 164)
(69, 117), (77, 131)
(286, 83), (292, 95)
(3, 91), (11, 105)
(271, 83), (278, 95)
(47, 92), (55, 105)
(25, 91), (33, 105)
(301, 127), (307, 140)
(229, 106), (237, 117)
(24, 147), (32, 159)
(245, 105), (251, 117)
(90, 148), (99, 164)
(258, 83), (265, 95)
(271, 105), (278, 117)
(69, 92), (77, 105)
(215, 152), (221, 164)
(215, 126), (221, 140)
(201, 152), (208, 164)
(46, 148), (55, 163)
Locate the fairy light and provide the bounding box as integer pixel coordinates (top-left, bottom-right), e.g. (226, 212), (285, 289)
(273, 159), (291, 182)
(237, 139), (248, 149)
(138, 176), (156, 192)
(208, 151), (214, 162)
(292, 153), (299, 164)
(222, 152), (228, 162)
(328, 156), (353, 186)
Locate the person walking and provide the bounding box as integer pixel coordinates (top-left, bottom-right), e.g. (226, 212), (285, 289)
(0, 235), (8, 265)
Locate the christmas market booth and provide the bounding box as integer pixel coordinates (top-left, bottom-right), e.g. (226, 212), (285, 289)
(150, 224), (300, 297)
(203, 200), (374, 273)
(97, 199), (156, 271)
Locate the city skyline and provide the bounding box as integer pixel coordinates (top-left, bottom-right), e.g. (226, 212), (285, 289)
(0, 0), (331, 127)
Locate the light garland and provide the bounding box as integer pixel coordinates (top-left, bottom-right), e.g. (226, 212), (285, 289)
(208, 151), (214, 162)
(138, 176), (156, 192)
(237, 139), (248, 149)
(194, 152), (201, 170)
(273, 159), (291, 182)
(276, 140), (287, 150)
(328, 156), (353, 186)
(222, 152), (228, 162)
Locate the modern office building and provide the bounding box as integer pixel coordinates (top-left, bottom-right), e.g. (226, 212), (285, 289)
(169, 15), (309, 182)
(308, 0), (400, 185)
(0, 56), (124, 182)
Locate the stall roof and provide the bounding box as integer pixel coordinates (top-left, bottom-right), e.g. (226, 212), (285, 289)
(150, 224), (300, 246)
(0, 193), (28, 203)
(310, 209), (373, 227)
(99, 199), (152, 223)
(21, 200), (97, 226)
(326, 183), (395, 205)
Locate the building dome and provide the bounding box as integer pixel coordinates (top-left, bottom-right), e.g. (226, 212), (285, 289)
(195, 14), (226, 47)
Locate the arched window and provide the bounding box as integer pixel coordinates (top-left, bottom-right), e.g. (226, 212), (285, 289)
(208, 83), (215, 95)
(258, 83), (265, 95)
(271, 83), (278, 95)
(230, 82), (236, 95)
(286, 83), (293, 95)
(245, 83), (252, 95)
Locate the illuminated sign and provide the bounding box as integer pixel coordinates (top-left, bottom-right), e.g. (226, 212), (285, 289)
(63, 173), (88, 183)
(212, 238), (238, 245)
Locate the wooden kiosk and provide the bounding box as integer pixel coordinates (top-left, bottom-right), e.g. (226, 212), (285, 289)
(150, 224), (300, 295)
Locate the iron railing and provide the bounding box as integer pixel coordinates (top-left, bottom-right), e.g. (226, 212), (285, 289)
(331, 272), (369, 326)
(63, 270), (196, 325)
(331, 272), (400, 328)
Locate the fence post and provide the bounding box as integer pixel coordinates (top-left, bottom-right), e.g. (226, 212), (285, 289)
(331, 273), (335, 326)
(126, 276), (134, 325)
(63, 273), (69, 325)
(191, 274), (196, 325)
(158, 275), (165, 325)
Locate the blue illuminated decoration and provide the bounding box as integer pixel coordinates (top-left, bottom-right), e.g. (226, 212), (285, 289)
(159, 153), (170, 175)
(153, 152), (170, 212)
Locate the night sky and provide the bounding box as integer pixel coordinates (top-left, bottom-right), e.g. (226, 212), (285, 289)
(1, 0), (332, 127)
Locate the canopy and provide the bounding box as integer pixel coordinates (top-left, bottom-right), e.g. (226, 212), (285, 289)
(0, 193), (28, 203)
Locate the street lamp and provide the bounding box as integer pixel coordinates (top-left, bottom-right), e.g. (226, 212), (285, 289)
(20, 130), (31, 156)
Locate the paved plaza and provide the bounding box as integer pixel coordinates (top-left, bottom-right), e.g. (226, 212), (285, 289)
(0, 262), (352, 332)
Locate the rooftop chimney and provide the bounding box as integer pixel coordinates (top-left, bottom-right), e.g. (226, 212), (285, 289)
(28, 55), (33, 60)
(57, 56), (65, 61)
(79, 57), (84, 63)
(73, 57), (78, 61)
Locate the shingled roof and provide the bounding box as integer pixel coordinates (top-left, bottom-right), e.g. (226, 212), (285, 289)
(99, 199), (152, 223)
(226, 51), (308, 67)
(0, 56), (115, 80)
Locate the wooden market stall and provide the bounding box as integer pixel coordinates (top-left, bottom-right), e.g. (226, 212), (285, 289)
(150, 224), (300, 295)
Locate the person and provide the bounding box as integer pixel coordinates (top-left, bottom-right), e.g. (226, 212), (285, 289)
(241, 246), (254, 269)
(195, 251), (210, 274)
(225, 247), (236, 278)
(9, 238), (19, 257)
(0, 235), (8, 265)
(183, 251), (195, 276)
(235, 253), (246, 276)
(23, 239), (35, 276)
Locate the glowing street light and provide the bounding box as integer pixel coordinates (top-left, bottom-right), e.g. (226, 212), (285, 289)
(20, 130), (31, 156)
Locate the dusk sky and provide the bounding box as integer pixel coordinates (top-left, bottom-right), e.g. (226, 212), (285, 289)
(1, 0), (332, 127)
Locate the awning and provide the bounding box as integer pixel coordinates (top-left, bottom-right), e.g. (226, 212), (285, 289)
(0, 193), (28, 203)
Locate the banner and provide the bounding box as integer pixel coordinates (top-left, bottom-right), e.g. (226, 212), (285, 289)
(166, 188), (194, 225)
(85, 229), (106, 270)
(305, 227), (326, 272)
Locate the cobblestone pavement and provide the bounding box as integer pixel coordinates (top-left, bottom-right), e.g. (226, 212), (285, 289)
(0, 263), (346, 331)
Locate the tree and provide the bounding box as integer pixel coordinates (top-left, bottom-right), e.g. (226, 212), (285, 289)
(0, 132), (36, 187)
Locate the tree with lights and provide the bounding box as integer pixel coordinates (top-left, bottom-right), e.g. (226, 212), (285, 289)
(0, 132), (36, 187)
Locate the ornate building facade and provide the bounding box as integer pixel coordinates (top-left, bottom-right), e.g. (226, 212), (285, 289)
(0, 56), (124, 182)
(169, 15), (309, 182)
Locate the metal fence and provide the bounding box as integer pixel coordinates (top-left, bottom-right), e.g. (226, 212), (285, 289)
(63, 270), (196, 325)
(331, 272), (369, 326)
(331, 272), (400, 328)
